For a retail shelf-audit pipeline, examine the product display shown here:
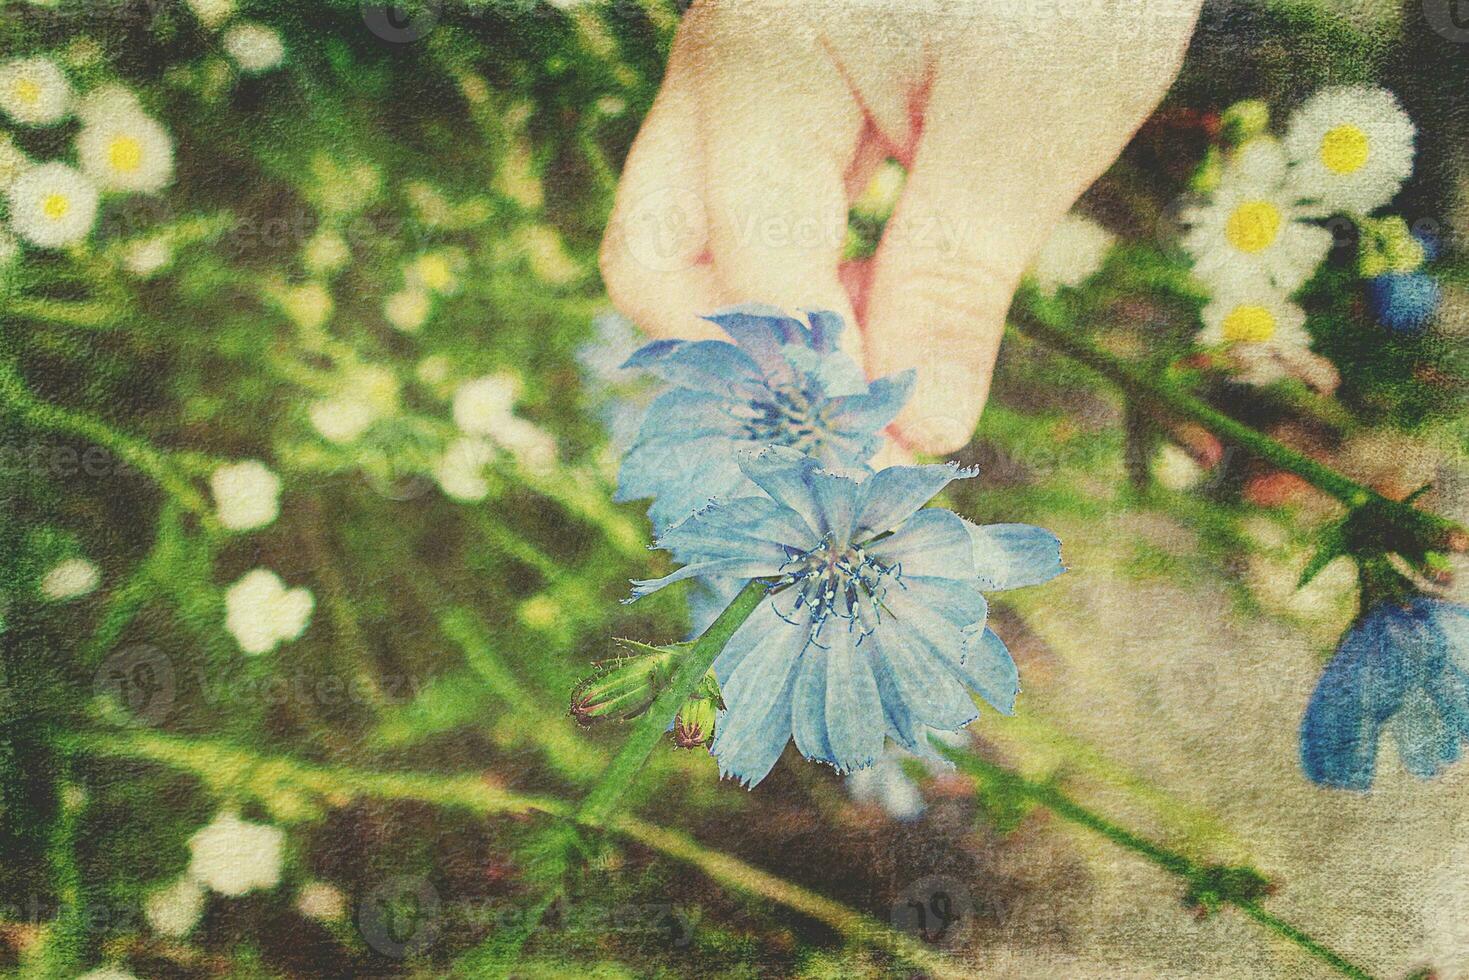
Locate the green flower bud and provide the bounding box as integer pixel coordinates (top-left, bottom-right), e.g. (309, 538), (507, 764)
(671, 670), (723, 749)
(1190, 146), (1224, 195)
(570, 641), (680, 725)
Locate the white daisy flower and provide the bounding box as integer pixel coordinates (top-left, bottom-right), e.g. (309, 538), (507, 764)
(185, 0), (235, 28)
(122, 236), (173, 277)
(77, 111), (174, 193)
(224, 569), (313, 655)
(296, 881), (347, 922)
(40, 557), (100, 600)
(434, 436), (496, 502)
(7, 162), (99, 248)
(74, 83), (142, 124)
(384, 288), (432, 333)
(1181, 161), (1331, 295)
(211, 460), (282, 532)
(1225, 135), (1287, 186)
(145, 874), (206, 937)
(1198, 288), (1337, 389)
(1284, 85), (1414, 214)
(451, 374), (519, 435)
(0, 134), (30, 192)
(223, 22), (285, 74)
(1028, 213), (1114, 295)
(187, 811), (285, 896)
(0, 57), (71, 125)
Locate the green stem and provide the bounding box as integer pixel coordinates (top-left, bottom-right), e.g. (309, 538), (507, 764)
(0, 360), (213, 519)
(938, 742), (1374, 980)
(1011, 305), (1465, 553)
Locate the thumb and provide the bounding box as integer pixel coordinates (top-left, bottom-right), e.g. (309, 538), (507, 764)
(863, 4), (1199, 454)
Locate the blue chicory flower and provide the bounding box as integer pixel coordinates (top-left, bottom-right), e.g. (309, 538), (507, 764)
(616, 305), (914, 532)
(629, 446), (1065, 787)
(1300, 597), (1469, 790)
(1369, 272), (1440, 335)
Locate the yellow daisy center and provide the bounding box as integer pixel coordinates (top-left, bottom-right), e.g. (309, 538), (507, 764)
(107, 135), (144, 173)
(42, 193), (70, 220)
(1221, 305), (1277, 343)
(1224, 200), (1282, 254)
(13, 78), (40, 105)
(1320, 124), (1370, 175)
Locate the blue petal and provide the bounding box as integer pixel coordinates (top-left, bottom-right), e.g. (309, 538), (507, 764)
(702, 305), (812, 376)
(632, 389), (744, 443)
(1392, 687), (1459, 779)
(737, 447), (861, 541)
(790, 645), (834, 765)
(868, 587), (981, 731)
(866, 509), (978, 580)
(615, 432), (744, 509)
(1425, 599), (1469, 673)
(1428, 663), (1469, 741)
(710, 608), (808, 787)
(712, 596), (803, 682)
(629, 556), (785, 600)
(656, 495), (818, 564)
(823, 628), (886, 772)
(852, 463), (975, 540)
(825, 370), (915, 436)
(959, 627), (1020, 715)
(623, 338), (764, 394)
(782, 345), (868, 398)
(803, 309), (845, 354)
(965, 522), (1066, 591)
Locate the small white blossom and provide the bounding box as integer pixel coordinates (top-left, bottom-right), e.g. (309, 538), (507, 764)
(7, 162), (99, 248)
(122, 237), (172, 277)
(224, 22), (285, 74)
(434, 436), (496, 502)
(1284, 85), (1414, 214)
(302, 230), (349, 275)
(40, 557), (99, 600)
(452, 374), (519, 435)
(295, 881), (347, 921)
(384, 288), (432, 333)
(210, 460), (281, 532)
(224, 569), (312, 655)
(77, 111), (174, 193)
(187, 811), (285, 896)
(0, 57), (71, 125)
(145, 874), (206, 937)
(185, 0), (235, 28)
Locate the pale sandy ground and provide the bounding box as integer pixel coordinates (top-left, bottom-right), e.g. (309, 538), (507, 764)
(954, 507), (1469, 979)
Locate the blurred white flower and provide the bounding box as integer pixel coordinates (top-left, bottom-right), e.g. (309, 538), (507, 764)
(1029, 214), (1114, 295)
(77, 968), (139, 980)
(1182, 146), (1332, 296)
(1285, 85), (1414, 214)
(8, 162), (99, 248)
(295, 881), (347, 922)
(302, 230), (349, 275)
(40, 557), (99, 600)
(845, 730), (967, 821)
(1225, 135), (1288, 186)
(1198, 288), (1337, 391)
(384, 288), (432, 333)
(77, 111), (174, 193)
(0, 134), (30, 191)
(452, 374), (519, 435)
(496, 416), (558, 475)
(273, 281), (333, 331)
(187, 811), (285, 896)
(145, 874), (205, 937)
(224, 22), (285, 73)
(122, 237), (173, 277)
(224, 569), (312, 655)
(0, 57), (71, 125)
(74, 83), (143, 124)
(309, 365), (399, 443)
(434, 436), (496, 502)
(211, 460), (281, 532)
(415, 354), (451, 386)
(405, 249), (464, 296)
(186, 0), (235, 28)
(1154, 443), (1205, 491)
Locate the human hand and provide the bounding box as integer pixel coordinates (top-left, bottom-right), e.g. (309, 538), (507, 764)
(600, 0), (1202, 453)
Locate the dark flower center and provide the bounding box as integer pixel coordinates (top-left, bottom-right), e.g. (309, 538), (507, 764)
(741, 382), (830, 452)
(770, 535), (901, 648)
